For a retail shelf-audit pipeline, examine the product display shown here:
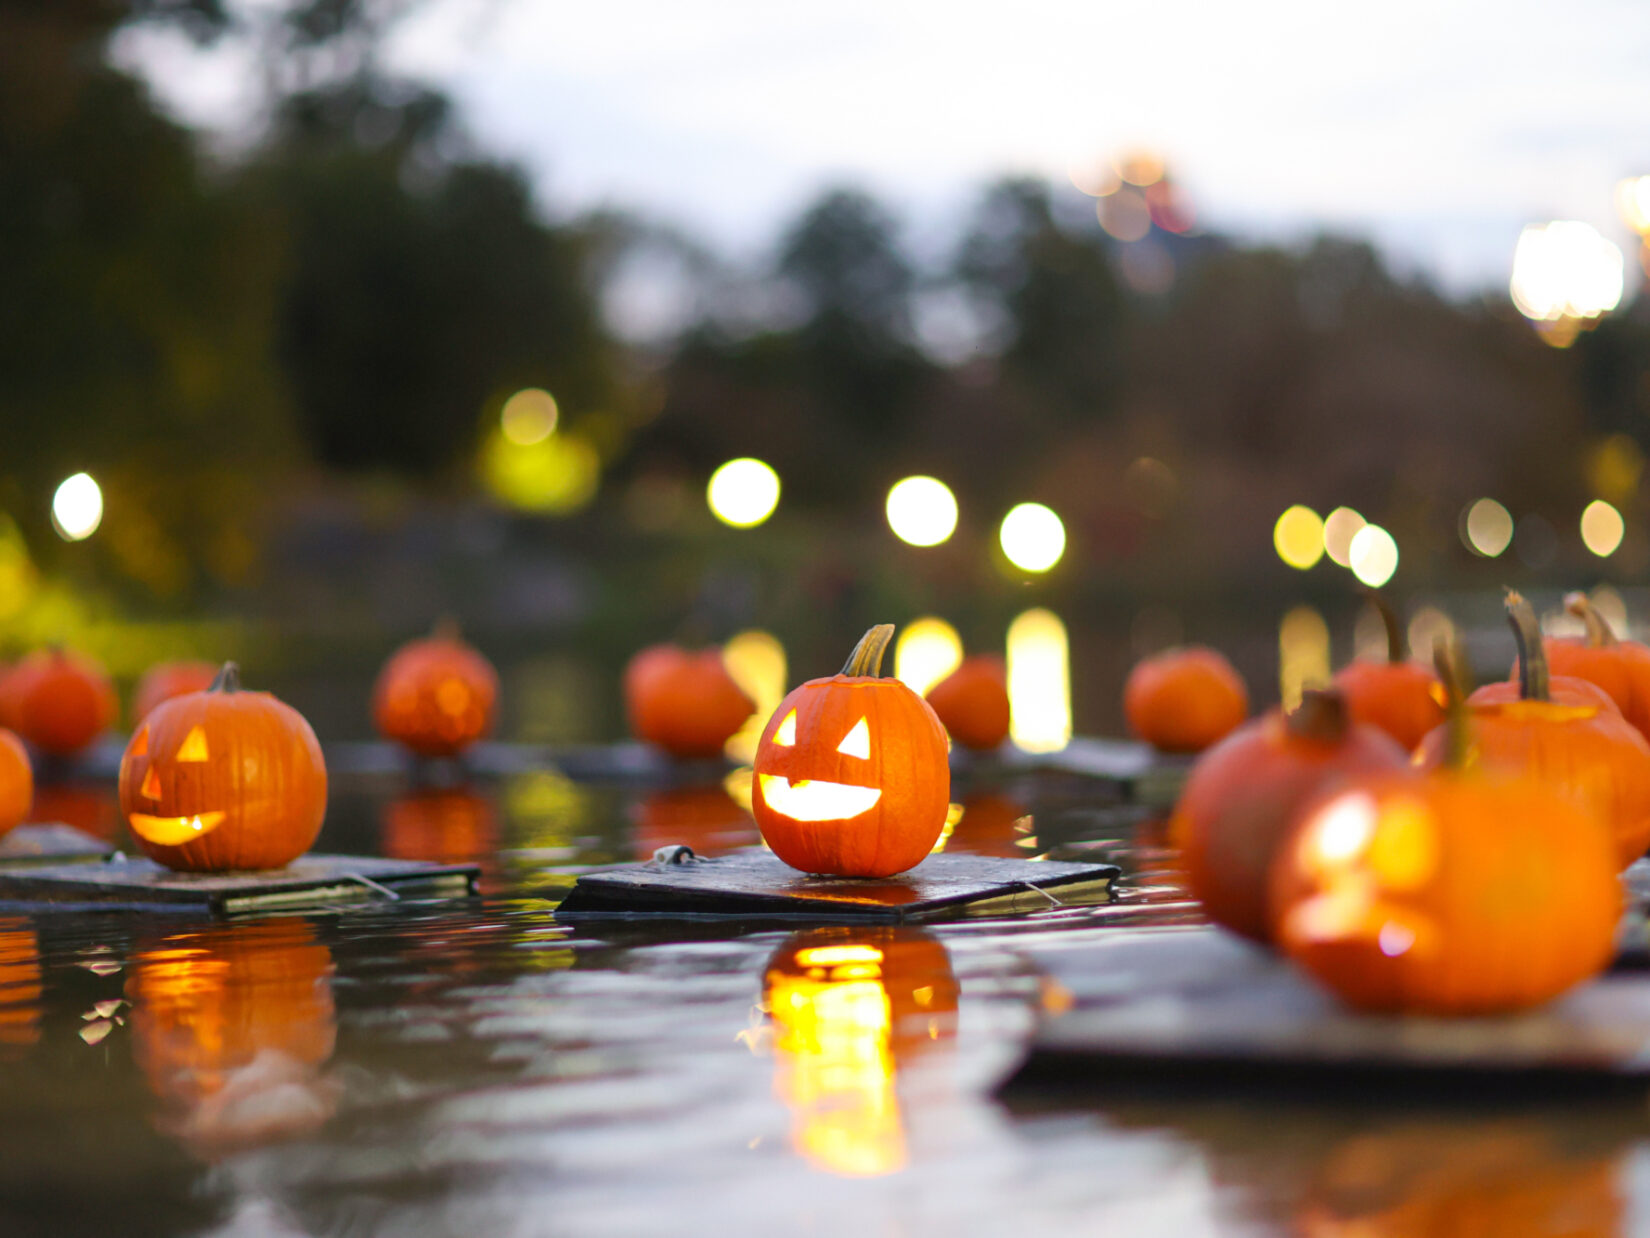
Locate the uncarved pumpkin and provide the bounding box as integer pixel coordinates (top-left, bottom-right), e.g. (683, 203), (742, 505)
(1540, 591), (1650, 743)
(131, 660), (218, 727)
(119, 663), (328, 872)
(1331, 595), (1445, 750)
(372, 621), (498, 757)
(1124, 646), (1249, 753)
(752, 625), (950, 877)
(5, 648), (116, 757)
(624, 643), (755, 758)
(0, 730), (31, 838)
(925, 655), (1010, 751)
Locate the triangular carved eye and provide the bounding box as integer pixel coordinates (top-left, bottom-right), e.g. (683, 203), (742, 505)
(130, 726), (148, 756)
(140, 766), (162, 800)
(836, 717), (871, 759)
(176, 725), (209, 762)
(773, 710), (797, 746)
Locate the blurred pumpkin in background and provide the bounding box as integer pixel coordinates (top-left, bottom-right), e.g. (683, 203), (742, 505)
(1124, 646), (1248, 753)
(373, 620), (499, 758)
(1541, 591), (1650, 744)
(3, 648), (116, 758)
(131, 660), (218, 727)
(624, 643), (754, 758)
(925, 655), (1010, 751)
(1331, 595), (1445, 750)
(0, 730), (31, 838)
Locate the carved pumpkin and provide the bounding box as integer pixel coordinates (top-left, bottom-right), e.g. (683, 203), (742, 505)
(372, 620), (498, 758)
(1538, 591), (1650, 743)
(924, 655), (1010, 751)
(127, 920), (336, 1155)
(27, 781), (120, 843)
(1331, 595), (1445, 750)
(944, 790), (1031, 858)
(0, 919), (41, 1058)
(118, 663), (327, 872)
(1124, 646), (1249, 753)
(624, 643), (755, 758)
(4, 647), (116, 757)
(0, 730), (31, 838)
(763, 927), (957, 1177)
(381, 787), (498, 865)
(752, 625), (950, 877)
(630, 785), (758, 860)
(1417, 592), (1650, 869)
(131, 660), (218, 727)
(1172, 689), (1409, 944)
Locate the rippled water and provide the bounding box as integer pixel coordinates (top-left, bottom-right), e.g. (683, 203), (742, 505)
(2, 769), (1647, 1238)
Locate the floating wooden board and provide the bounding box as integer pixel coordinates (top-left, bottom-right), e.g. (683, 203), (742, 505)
(0, 825), (114, 865)
(0, 853), (479, 916)
(1002, 927), (1650, 1093)
(556, 849), (1119, 923)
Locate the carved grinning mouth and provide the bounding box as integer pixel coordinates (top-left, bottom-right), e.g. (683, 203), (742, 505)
(128, 811), (227, 846)
(759, 775), (881, 822)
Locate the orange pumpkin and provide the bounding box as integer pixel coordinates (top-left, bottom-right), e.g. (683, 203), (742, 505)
(752, 625), (949, 877)
(1416, 592), (1650, 869)
(118, 663), (328, 872)
(0, 730), (31, 838)
(1331, 595), (1445, 750)
(27, 781), (121, 842)
(131, 660), (218, 727)
(1171, 689), (1409, 944)
(4, 647), (116, 757)
(630, 785), (759, 860)
(924, 655), (1010, 751)
(1124, 646), (1249, 753)
(372, 620), (498, 757)
(1539, 591), (1650, 743)
(381, 787), (498, 864)
(944, 790), (1031, 858)
(625, 643), (755, 758)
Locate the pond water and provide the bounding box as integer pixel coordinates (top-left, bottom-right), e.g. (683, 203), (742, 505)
(2, 768), (1648, 1238)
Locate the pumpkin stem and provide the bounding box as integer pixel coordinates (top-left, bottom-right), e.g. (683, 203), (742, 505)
(1367, 590), (1406, 664)
(1285, 688), (1349, 743)
(1564, 591), (1618, 648)
(1431, 636), (1475, 770)
(1505, 590), (1549, 702)
(841, 624), (896, 678)
(209, 662), (241, 694)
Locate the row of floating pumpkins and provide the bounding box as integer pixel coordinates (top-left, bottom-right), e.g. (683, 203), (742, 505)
(1161, 589), (1650, 1016)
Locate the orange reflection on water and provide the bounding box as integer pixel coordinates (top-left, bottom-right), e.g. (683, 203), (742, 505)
(631, 785), (759, 860)
(382, 787), (499, 865)
(943, 791), (1031, 858)
(29, 782), (122, 843)
(0, 919), (41, 1057)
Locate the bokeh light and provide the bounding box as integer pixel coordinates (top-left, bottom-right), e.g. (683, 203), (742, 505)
(1461, 498), (1514, 558)
(1007, 608), (1070, 754)
(1509, 221), (1624, 327)
(1273, 505), (1325, 570)
(999, 503), (1065, 573)
(1580, 499), (1625, 557)
(723, 630), (788, 763)
(885, 476), (958, 547)
(51, 473), (103, 542)
(0, 517), (36, 620)
(1097, 189), (1151, 242)
(481, 429), (600, 515)
(707, 458), (781, 528)
(1617, 177), (1650, 235)
(500, 388), (559, 445)
(1322, 507), (1365, 568)
(1348, 524), (1398, 587)
(1406, 607), (1455, 661)
(1279, 606), (1330, 711)
(894, 617), (963, 697)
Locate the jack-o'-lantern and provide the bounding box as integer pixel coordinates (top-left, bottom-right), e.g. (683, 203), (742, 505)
(4, 647), (116, 758)
(0, 919), (41, 1058)
(925, 656), (1010, 751)
(131, 660), (218, 727)
(943, 790), (1030, 858)
(0, 730), (31, 838)
(762, 927), (957, 1177)
(630, 785), (758, 860)
(28, 781), (120, 843)
(372, 620), (498, 758)
(381, 787), (498, 865)
(118, 663), (327, 872)
(752, 625), (950, 877)
(127, 920), (336, 1156)
(1124, 646), (1249, 753)
(624, 643), (755, 758)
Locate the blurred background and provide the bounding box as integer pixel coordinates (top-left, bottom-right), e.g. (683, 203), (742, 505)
(6, 0), (1650, 742)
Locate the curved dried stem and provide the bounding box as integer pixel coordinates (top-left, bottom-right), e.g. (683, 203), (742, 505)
(1564, 591), (1618, 648)
(1504, 589), (1548, 702)
(841, 625), (896, 677)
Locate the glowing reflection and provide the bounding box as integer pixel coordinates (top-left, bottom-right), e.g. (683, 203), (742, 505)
(1322, 507), (1365, 567)
(1617, 177), (1650, 234)
(1349, 524), (1399, 587)
(1580, 499), (1625, 557)
(631, 785), (757, 861)
(382, 788), (498, 865)
(52, 473), (103, 541)
(999, 503), (1065, 573)
(1274, 505), (1325, 570)
(1007, 608), (1070, 754)
(707, 458), (780, 528)
(894, 618), (963, 697)
(1462, 498), (1514, 557)
(1279, 606), (1330, 711)
(1510, 222), (1624, 337)
(0, 921), (40, 1057)
(885, 476), (958, 547)
(480, 428), (599, 514)
(758, 775), (881, 822)
(500, 388), (559, 445)
(723, 630), (788, 763)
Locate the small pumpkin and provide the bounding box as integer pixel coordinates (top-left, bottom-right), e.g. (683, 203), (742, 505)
(924, 655), (1010, 751)
(381, 787), (498, 865)
(1416, 591), (1650, 869)
(752, 624), (950, 877)
(1124, 646), (1248, 753)
(0, 730), (32, 838)
(625, 643), (756, 758)
(118, 663), (328, 872)
(131, 660), (218, 727)
(631, 785), (759, 861)
(1272, 643), (1622, 1014)
(5, 647), (116, 757)
(1171, 689), (1409, 944)
(1539, 591), (1650, 743)
(1331, 594), (1445, 750)
(372, 620), (498, 758)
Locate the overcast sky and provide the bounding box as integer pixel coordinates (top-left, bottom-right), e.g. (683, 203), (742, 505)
(120, 0), (1650, 296)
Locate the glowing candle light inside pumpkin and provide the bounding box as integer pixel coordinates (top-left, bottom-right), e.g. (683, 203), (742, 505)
(893, 617), (962, 697)
(1007, 608), (1070, 753)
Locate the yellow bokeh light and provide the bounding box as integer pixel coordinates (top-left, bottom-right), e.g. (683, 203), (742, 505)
(885, 476), (958, 547)
(1278, 606), (1330, 711)
(0, 517), (37, 620)
(1322, 507), (1365, 567)
(999, 503), (1065, 573)
(1349, 524), (1398, 588)
(1007, 608), (1070, 754)
(500, 388), (559, 445)
(1617, 177), (1650, 235)
(723, 630), (787, 763)
(51, 473), (103, 542)
(1273, 505), (1325, 570)
(1461, 498), (1514, 558)
(1509, 221), (1624, 325)
(894, 617), (963, 697)
(1580, 499), (1625, 557)
(707, 458), (780, 528)
(1406, 607), (1455, 662)
(481, 428), (599, 515)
